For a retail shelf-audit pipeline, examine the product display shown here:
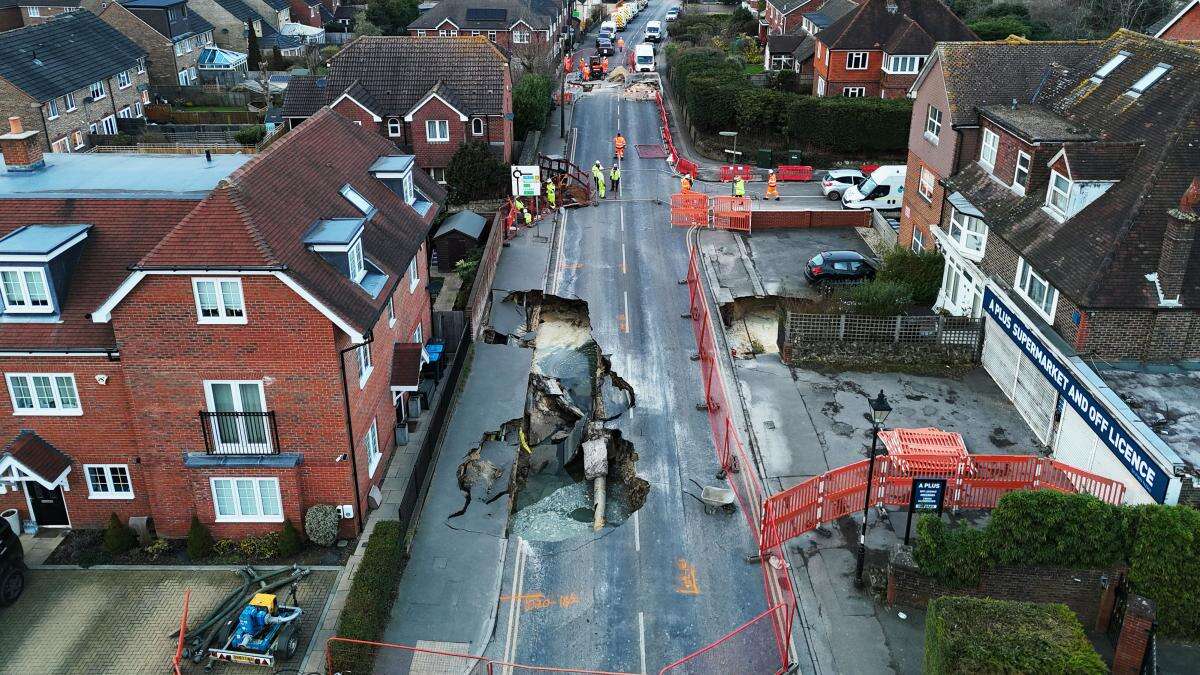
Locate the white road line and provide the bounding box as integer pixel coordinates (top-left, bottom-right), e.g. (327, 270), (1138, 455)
(633, 510), (640, 552)
(638, 611), (647, 675)
(623, 290), (631, 333)
(622, 242), (627, 270)
(502, 537), (528, 672)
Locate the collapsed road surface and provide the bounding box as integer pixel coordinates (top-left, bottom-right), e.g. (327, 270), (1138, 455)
(486, 10), (799, 672)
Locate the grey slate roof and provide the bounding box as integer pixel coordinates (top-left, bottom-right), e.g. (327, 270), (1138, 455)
(434, 209), (486, 239)
(767, 0), (819, 16)
(409, 0), (558, 31)
(0, 10), (146, 103)
(818, 0), (975, 53)
(281, 74), (326, 116)
(802, 0), (857, 28)
(211, 0), (299, 49)
(324, 36), (508, 116)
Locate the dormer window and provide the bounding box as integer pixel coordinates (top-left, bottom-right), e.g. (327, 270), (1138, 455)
(402, 173), (414, 205)
(347, 237), (365, 283)
(1091, 51), (1129, 83)
(0, 224), (91, 319)
(340, 184), (375, 216)
(368, 155), (421, 210)
(1046, 170), (1071, 217)
(1, 268), (52, 313)
(1126, 63), (1170, 98)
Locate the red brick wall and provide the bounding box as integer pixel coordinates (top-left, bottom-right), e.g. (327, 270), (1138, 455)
(765, 1), (810, 35)
(331, 96), (383, 137)
(0, 357), (148, 530)
(899, 151), (944, 251)
(410, 97), (468, 169)
(813, 46), (883, 96)
(753, 209), (871, 230)
(1161, 4), (1200, 40)
(288, 0), (324, 27)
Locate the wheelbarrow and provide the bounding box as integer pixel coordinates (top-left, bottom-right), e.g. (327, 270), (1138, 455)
(687, 479), (736, 515)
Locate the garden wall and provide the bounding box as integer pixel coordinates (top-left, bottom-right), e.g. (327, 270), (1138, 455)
(752, 209), (870, 230)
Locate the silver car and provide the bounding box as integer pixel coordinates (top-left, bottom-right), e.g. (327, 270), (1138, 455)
(820, 169), (866, 201)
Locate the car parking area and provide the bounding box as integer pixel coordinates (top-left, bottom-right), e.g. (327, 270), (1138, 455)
(0, 568), (335, 674)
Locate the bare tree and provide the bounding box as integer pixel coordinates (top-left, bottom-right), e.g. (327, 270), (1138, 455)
(511, 42), (556, 82)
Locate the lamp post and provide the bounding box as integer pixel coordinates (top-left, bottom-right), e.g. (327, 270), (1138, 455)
(855, 389), (892, 584)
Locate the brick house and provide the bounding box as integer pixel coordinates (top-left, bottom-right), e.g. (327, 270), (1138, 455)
(408, 0), (564, 54)
(0, 0), (23, 31)
(811, 0), (974, 98)
(83, 0), (216, 87)
(11, 0), (79, 26)
(0, 106), (446, 538)
(281, 36), (513, 183)
(188, 0), (302, 55)
(0, 11), (149, 153)
(898, 37), (1099, 254)
(1152, 0), (1200, 40)
(763, 0), (817, 36)
(762, 0), (857, 85)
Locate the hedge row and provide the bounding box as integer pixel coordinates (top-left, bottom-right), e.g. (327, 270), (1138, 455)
(915, 490), (1200, 638)
(667, 46), (913, 153)
(329, 520), (407, 673)
(925, 596), (1107, 675)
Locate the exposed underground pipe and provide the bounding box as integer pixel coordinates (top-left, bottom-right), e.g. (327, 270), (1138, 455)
(592, 475), (607, 531)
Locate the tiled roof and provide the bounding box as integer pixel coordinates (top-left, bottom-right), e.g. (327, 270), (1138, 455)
(768, 34), (807, 54)
(138, 108), (446, 336)
(803, 0), (859, 28)
(324, 36), (507, 116)
(929, 39), (1101, 127)
(281, 74), (326, 117)
(979, 103), (1097, 143)
(2, 431), (73, 484)
(817, 0), (975, 53)
(1058, 142), (1143, 181)
(0, 199), (199, 351)
(409, 0), (558, 30)
(946, 30), (1200, 309)
(180, 11), (214, 39)
(260, 0), (289, 11)
(391, 343), (422, 387)
(0, 10), (147, 103)
(211, 0), (298, 48)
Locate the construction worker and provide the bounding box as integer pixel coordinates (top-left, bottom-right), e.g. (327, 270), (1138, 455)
(564, 53), (573, 76)
(616, 36), (625, 52)
(610, 163), (621, 195)
(513, 196), (525, 215)
(733, 174), (745, 198)
(680, 174), (692, 192)
(545, 179), (556, 209)
(601, 56), (609, 75)
(613, 132), (626, 160)
(579, 57), (588, 81)
(524, 207), (533, 227)
(592, 161), (605, 199)
(765, 169), (780, 201)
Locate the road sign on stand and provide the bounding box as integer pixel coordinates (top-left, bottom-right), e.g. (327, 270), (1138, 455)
(904, 477), (947, 545)
(511, 165), (541, 197)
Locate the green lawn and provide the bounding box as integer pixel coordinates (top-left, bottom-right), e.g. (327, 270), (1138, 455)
(744, 63), (765, 75)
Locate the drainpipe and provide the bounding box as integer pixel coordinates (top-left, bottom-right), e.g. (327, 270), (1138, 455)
(337, 330), (374, 534)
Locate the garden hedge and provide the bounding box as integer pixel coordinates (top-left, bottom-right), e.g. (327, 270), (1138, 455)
(329, 521), (407, 673)
(914, 490), (1200, 639)
(925, 596), (1106, 675)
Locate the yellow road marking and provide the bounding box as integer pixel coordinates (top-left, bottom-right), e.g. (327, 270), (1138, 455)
(675, 559), (700, 595)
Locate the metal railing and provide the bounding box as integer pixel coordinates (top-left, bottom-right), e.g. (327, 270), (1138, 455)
(199, 410), (280, 455)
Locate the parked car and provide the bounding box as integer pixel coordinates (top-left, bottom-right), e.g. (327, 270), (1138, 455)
(820, 169), (866, 201)
(804, 251), (877, 284)
(1, 522), (25, 607)
(841, 165), (906, 211)
(595, 38), (615, 57)
(645, 20), (663, 42)
(666, 7), (681, 21)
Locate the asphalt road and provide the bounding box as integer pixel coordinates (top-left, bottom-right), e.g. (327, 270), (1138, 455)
(486, 3), (781, 672)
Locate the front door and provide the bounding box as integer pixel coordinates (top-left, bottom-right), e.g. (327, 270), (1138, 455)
(27, 483), (69, 527)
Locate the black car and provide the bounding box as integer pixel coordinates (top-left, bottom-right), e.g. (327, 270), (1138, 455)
(1, 523), (25, 607)
(595, 38), (615, 57)
(804, 251), (876, 284)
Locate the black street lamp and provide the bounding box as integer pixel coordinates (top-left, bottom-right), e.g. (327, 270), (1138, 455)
(855, 389), (892, 584)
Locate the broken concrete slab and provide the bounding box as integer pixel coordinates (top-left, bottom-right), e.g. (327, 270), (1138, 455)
(492, 226), (551, 293)
(582, 437), (608, 480)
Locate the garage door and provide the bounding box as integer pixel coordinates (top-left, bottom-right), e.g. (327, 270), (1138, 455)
(982, 319), (1057, 443)
(1054, 405), (1154, 504)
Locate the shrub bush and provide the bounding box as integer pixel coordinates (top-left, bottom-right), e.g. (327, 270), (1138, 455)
(305, 504), (340, 546)
(835, 280), (914, 316)
(1127, 504), (1200, 639)
(913, 516), (990, 588)
(787, 95), (913, 154)
(143, 538), (170, 561)
(925, 596), (1106, 675)
(234, 125), (266, 145)
(278, 518), (303, 557)
(445, 141), (508, 205)
(186, 515), (214, 560)
(987, 490), (1128, 569)
(103, 513), (138, 554)
(874, 246), (945, 305)
(329, 521), (407, 674)
(237, 532), (281, 560)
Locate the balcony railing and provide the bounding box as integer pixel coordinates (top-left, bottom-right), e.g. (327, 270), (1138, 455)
(199, 411), (280, 455)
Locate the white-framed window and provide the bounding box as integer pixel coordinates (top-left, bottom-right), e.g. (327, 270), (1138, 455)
(175, 40), (185, 56)
(72, 129), (85, 149)
(487, 30), (497, 40)
(402, 172), (415, 204)
(417, 30), (427, 36)
(90, 80), (106, 101)
(948, 209), (987, 255)
(816, 76), (826, 96)
(1015, 258), (1057, 320)
(429, 167), (447, 184)
(356, 342), (373, 387)
(911, 227), (924, 252)
(387, 117), (402, 137)
(1, 267), (53, 313)
(1126, 63), (1170, 98)
(85, 464), (133, 499)
(134, 101), (144, 118)
(514, 30), (530, 44)
(940, 256), (982, 317)
(27, 6), (39, 16)
(412, 323), (422, 345)
(471, 117), (485, 135)
(6, 373), (81, 415)
(100, 115), (117, 135)
(64, 92), (76, 111)
(341, 185), (374, 214)
(46, 98), (59, 120)
(137, 58), (146, 74)
(204, 380), (271, 451)
(348, 237), (366, 283)
(845, 51), (868, 70)
(193, 278), (246, 323)
(1091, 51), (1129, 82)
(885, 55), (924, 74)
(50, 137), (70, 153)
(425, 119), (449, 142)
(189, 66), (197, 81)
(407, 256), (420, 292)
(117, 106), (132, 119)
(211, 477), (283, 522)
(364, 418), (381, 476)
(178, 69), (190, 86)
(919, 167), (935, 202)
(89, 122), (97, 135)
(387, 296), (396, 327)
(842, 87), (866, 98)
(117, 70), (131, 89)
(980, 128), (999, 169)
(471, 30), (480, 36)
(1046, 170), (1071, 216)
(1012, 151), (1031, 194)
(924, 104), (941, 143)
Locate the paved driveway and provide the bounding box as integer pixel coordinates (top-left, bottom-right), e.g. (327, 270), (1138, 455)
(0, 568), (335, 674)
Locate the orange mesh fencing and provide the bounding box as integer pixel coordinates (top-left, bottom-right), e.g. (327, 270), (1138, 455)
(658, 605), (792, 675)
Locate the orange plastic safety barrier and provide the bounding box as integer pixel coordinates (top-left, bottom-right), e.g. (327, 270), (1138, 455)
(712, 196), (752, 232)
(775, 164), (813, 181)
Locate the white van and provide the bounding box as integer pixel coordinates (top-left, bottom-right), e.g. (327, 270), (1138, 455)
(635, 43), (655, 72)
(644, 20), (663, 43)
(600, 19), (617, 37)
(841, 165), (906, 210)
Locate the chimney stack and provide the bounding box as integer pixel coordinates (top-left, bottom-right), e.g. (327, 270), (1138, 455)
(1158, 178), (1200, 300)
(0, 116), (45, 173)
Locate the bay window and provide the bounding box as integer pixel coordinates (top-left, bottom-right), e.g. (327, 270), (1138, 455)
(947, 210), (986, 256)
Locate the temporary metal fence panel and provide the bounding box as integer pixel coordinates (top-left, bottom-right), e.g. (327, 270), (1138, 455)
(658, 605), (791, 675)
(780, 311), (983, 351)
(712, 196), (752, 232)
